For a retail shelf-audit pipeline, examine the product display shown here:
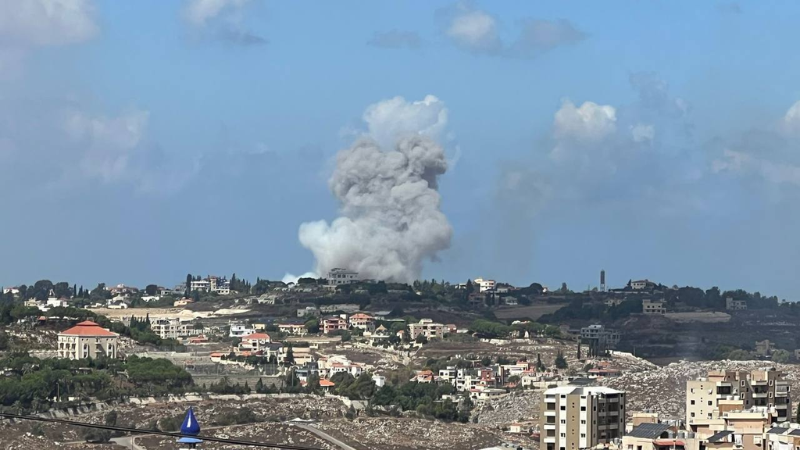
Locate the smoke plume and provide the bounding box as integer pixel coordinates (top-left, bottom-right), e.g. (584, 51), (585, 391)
(299, 135), (452, 283)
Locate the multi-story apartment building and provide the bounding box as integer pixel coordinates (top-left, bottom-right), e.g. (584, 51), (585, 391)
(58, 321), (119, 360)
(151, 318), (198, 340)
(686, 369), (791, 431)
(541, 386), (626, 450)
(190, 276), (231, 295)
(726, 297), (748, 311)
(580, 324), (621, 357)
(408, 319), (445, 340)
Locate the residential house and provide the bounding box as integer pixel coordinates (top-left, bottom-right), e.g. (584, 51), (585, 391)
(58, 321), (119, 360)
(348, 313), (375, 332)
(173, 298), (194, 307)
(473, 277), (496, 293)
(297, 306), (320, 318)
(326, 268), (359, 286)
(726, 297), (748, 311)
(151, 318), (198, 340)
(642, 299), (666, 315)
(322, 316), (348, 334)
(238, 332), (272, 355)
(631, 279), (657, 290)
(408, 319), (445, 340)
(229, 322), (255, 338)
(278, 322), (308, 336)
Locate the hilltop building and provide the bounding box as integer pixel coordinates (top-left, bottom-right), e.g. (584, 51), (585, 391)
(326, 268), (359, 286)
(57, 321), (119, 360)
(642, 299), (666, 315)
(408, 319), (445, 340)
(580, 324), (620, 357)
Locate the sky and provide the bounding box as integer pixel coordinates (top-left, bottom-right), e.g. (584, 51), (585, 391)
(1, 0), (800, 299)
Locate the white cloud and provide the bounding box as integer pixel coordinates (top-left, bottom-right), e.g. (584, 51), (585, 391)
(553, 100), (617, 143)
(782, 100), (800, 134)
(183, 0), (248, 26)
(0, 0), (98, 47)
(446, 8), (500, 53)
(182, 0), (265, 45)
(362, 95), (449, 149)
(439, 2), (584, 57)
(713, 148), (800, 187)
(631, 123), (655, 143)
(63, 109), (149, 183)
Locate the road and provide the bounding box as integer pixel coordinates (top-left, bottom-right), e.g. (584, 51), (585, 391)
(292, 423), (358, 450)
(111, 435), (145, 450)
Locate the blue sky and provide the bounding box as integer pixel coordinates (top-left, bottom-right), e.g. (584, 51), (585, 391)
(2, 0), (800, 298)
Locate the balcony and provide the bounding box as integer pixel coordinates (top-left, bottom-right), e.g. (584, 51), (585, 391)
(544, 424), (556, 430)
(753, 392), (768, 398)
(545, 397), (556, 403)
(543, 437), (556, 444)
(545, 411), (557, 417)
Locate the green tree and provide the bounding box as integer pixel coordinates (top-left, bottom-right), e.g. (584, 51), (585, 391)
(772, 349), (791, 364)
(554, 351), (568, 369)
(145, 284), (158, 296)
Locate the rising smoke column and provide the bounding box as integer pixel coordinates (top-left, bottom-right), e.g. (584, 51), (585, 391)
(298, 135), (452, 283)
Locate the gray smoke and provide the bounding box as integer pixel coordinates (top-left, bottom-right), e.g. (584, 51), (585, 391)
(299, 135), (452, 283)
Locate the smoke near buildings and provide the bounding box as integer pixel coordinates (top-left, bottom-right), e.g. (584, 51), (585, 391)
(299, 134), (452, 283)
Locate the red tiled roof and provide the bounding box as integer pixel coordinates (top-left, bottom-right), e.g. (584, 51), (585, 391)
(210, 352), (224, 357)
(350, 313), (373, 320)
(319, 379), (335, 387)
(60, 320), (118, 337)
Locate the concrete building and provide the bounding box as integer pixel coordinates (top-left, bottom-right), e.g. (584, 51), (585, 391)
(623, 424), (699, 450)
(229, 322), (255, 337)
(686, 369), (791, 431)
(473, 278), (497, 293)
(238, 332), (272, 354)
(408, 319), (445, 340)
(327, 268), (359, 286)
(540, 385), (626, 450)
(322, 316), (348, 334)
(278, 323), (307, 335)
(57, 321), (119, 360)
(580, 324), (621, 357)
(631, 279), (656, 290)
(190, 276), (231, 295)
(151, 318), (197, 340)
(348, 313), (375, 332)
(726, 297), (748, 311)
(642, 299), (666, 315)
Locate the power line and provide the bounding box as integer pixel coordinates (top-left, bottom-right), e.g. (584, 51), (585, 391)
(0, 412), (326, 450)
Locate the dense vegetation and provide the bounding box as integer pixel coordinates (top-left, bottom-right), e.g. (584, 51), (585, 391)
(0, 353), (193, 412)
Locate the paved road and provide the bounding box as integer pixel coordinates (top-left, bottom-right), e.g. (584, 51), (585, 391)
(292, 423), (358, 450)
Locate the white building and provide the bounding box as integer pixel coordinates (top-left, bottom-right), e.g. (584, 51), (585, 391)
(151, 318), (197, 340)
(189, 276), (232, 295)
(474, 278), (496, 293)
(229, 322), (255, 337)
(327, 268), (359, 286)
(58, 321), (119, 360)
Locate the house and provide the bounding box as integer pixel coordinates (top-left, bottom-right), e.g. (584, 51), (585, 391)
(229, 322), (255, 337)
(415, 370), (435, 383)
(297, 306), (320, 318)
(190, 276), (231, 295)
(239, 332), (272, 353)
(57, 321), (119, 360)
(473, 278), (496, 293)
(2, 287), (20, 296)
(631, 279), (657, 290)
(726, 297), (748, 311)
(319, 379), (335, 392)
(322, 316), (348, 334)
(348, 313), (375, 332)
(755, 340), (773, 356)
(210, 352), (224, 362)
(278, 323), (308, 336)
(173, 298), (194, 307)
(642, 299), (666, 315)
(326, 268), (359, 286)
(372, 374), (386, 387)
(188, 335), (209, 344)
(141, 295), (161, 303)
(408, 319), (445, 340)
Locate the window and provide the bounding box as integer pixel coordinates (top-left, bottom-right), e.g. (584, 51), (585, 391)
(581, 420), (586, 424)
(581, 406), (586, 411)
(691, 400), (695, 405)
(708, 401), (713, 406)
(561, 420), (566, 424)
(691, 412), (695, 418)
(561, 406), (566, 410)
(561, 433), (566, 438)
(581, 434), (586, 438)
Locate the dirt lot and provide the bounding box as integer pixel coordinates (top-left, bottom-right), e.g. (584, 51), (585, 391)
(664, 311), (731, 323)
(317, 418), (503, 450)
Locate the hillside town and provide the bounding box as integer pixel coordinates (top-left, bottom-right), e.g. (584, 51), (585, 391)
(2, 269), (800, 450)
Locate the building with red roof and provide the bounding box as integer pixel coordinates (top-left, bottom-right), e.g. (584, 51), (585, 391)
(57, 320), (119, 360)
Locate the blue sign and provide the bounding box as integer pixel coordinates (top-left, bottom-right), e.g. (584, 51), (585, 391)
(180, 407), (201, 436)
